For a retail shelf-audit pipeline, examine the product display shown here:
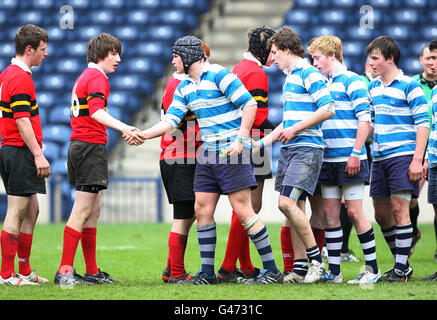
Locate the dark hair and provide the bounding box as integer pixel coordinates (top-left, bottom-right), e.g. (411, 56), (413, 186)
(15, 24), (49, 56)
(87, 33), (122, 63)
(366, 36), (400, 66)
(267, 26), (305, 58)
(429, 39), (437, 52)
(248, 26), (275, 65)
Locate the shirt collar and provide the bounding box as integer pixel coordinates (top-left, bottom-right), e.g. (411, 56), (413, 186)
(375, 69), (404, 86)
(243, 52), (262, 66)
(173, 71), (188, 81)
(11, 57), (32, 74)
(88, 62), (108, 78)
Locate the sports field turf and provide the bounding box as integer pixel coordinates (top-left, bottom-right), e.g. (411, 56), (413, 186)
(0, 222), (436, 302)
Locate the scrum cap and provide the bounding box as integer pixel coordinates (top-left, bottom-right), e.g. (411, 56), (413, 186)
(172, 35), (204, 73)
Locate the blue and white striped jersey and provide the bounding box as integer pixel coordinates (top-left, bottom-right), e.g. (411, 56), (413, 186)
(163, 62), (257, 151)
(282, 58), (335, 149)
(322, 65), (371, 162)
(368, 70), (429, 161)
(427, 88), (437, 168)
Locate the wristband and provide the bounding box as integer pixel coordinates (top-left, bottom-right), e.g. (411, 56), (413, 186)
(350, 148), (361, 158)
(236, 136), (245, 143)
(259, 140), (265, 149)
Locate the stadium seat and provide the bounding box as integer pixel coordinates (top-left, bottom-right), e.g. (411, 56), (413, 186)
(56, 58), (82, 74)
(367, 0), (391, 8)
(319, 9), (348, 25)
(101, 0), (123, 9)
(308, 25), (339, 39)
(420, 26), (437, 41)
(40, 74), (72, 91)
(45, 26), (69, 42)
(401, 0), (426, 8)
(329, 0), (355, 8)
(37, 91), (59, 108)
(268, 107), (283, 127)
(346, 26), (377, 41)
(112, 26), (142, 41)
(17, 11), (44, 25)
(284, 9), (313, 25)
(122, 58), (164, 77)
(400, 56), (422, 76)
(48, 106), (71, 125)
(39, 107), (47, 126)
(87, 10), (117, 25)
(126, 9), (153, 25)
(294, 0), (320, 9)
(75, 26), (104, 41)
(156, 9), (198, 30)
(343, 41), (366, 57)
(0, 0), (18, 10)
(43, 124), (72, 144)
(42, 141), (61, 163)
(146, 25), (184, 42)
(383, 25), (411, 41)
(54, 0), (91, 9)
(108, 91), (142, 113)
(0, 10), (8, 26)
(0, 43), (14, 58)
(29, 0), (55, 9)
(65, 42), (87, 58)
(172, 0), (210, 14)
(391, 9), (419, 25)
(132, 42), (169, 60)
(135, 0), (163, 10)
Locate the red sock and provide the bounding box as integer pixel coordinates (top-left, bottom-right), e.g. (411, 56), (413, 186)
(59, 226), (81, 273)
(312, 227), (325, 253)
(18, 232), (33, 276)
(81, 227), (98, 275)
(221, 211), (246, 273)
(1, 230), (19, 278)
(168, 232), (188, 278)
(238, 224), (254, 275)
(280, 226), (294, 272)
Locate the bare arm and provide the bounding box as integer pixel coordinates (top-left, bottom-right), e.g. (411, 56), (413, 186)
(225, 104), (257, 156)
(16, 117), (50, 178)
(141, 120), (173, 140)
(346, 121), (371, 176)
(409, 126), (430, 182)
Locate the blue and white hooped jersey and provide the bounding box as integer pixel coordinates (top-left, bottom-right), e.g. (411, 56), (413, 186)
(368, 70), (429, 161)
(281, 58), (335, 150)
(163, 62), (257, 151)
(427, 88), (437, 168)
(322, 65), (371, 162)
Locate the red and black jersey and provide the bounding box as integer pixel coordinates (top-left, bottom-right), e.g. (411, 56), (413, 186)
(0, 61), (43, 147)
(70, 64), (109, 144)
(160, 72), (201, 161)
(232, 55), (274, 138)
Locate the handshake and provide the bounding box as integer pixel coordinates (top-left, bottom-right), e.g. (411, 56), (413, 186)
(121, 126), (147, 146)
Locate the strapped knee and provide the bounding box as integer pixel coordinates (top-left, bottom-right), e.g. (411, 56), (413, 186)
(241, 214), (259, 231)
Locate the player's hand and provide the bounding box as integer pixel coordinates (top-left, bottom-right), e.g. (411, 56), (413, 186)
(408, 158), (423, 182)
(278, 126), (297, 144)
(225, 140), (243, 157)
(346, 156), (360, 177)
(35, 154), (50, 178)
(251, 139), (261, 154)
(122, 126), (145, 146)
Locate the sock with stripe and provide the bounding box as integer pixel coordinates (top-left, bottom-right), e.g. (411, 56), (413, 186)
(306, 245), (323, 264)
(59, 225), (81, 273)
(197, 223), (216, 277)
(394, 224), (413, 273)
(17, 232), (33, 276)
(357, 227), (378, 274)
(81, 227), (98, 275)
(280, 226), (294, 272)
(248, 226), (279, 274)
(168, 231), (188, 278)
(325, 226), (343, 276)
(292, 259), (308, 276)
(1, 230), (19, 279)
(381, 226), (396, 259)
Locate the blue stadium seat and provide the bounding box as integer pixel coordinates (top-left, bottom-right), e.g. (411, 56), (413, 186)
(132, 42), (169, 60)
(101, 0), (123, 9)
(294, 0), (320, 9)
(268, 107), (283, 127)
(54, 0), (91, 9)
(45, 26), (69, 42)
(428, 11), (437, 24)
(346, 26), (377, 41)
(29, 0), (55, 9)
(75, 26), (104, 41)
(320, 9), (348, 25)
(0, 10), (9, 26)
(126, 10), (153, 25)
(65, 42), (87, 58)
(172, 0), (209, 14)
(135, 0), (163, 10)
(0, 0), (18, 10)
(420, 26), (437, 41)
(284, 9), (313, 25)
(56, 58), (82, 74)
(42, 141), (60, 163)
(37, 91), (59, 108)
(87, 10), (117, 25)
(108, 91), (141, 114)
(391, 9), (419, 25)
(308, 25), (339, 39)
(367, 0), (391, 8)
(112, 26), (142, 41)
(329, 0), (355, 8)
(401, 0), (426, 8)
(43, 124), (72, 144)
(0, 43), (14, 58)
(400, 56), (422, 76)
(39, 107), (47, 126)
(17, 11), (44, 25)
(146, 25), (184, 42)
(40, 74), (72, 91)
(157, 9), (198, 30)
(48, 106), (71, 125)
(383, 25), (411, 41)
(0, 59), (8, 72)
(410, 41), (428, 57)
(122, 58), (164, 77)
(110, 75), (153, 94)
(343, 41), (366, 57)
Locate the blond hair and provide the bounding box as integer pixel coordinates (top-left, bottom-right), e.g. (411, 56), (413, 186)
(307, 35), (343, 63)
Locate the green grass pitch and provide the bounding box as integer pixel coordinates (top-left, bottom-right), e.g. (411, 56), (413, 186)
(0, 222), (436, 302)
